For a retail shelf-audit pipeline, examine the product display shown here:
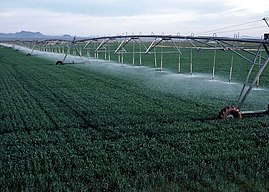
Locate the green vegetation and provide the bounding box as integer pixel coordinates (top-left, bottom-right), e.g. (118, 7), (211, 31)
(0, 46), (269, 191)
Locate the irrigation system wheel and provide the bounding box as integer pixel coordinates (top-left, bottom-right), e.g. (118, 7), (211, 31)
(56, 61), (63, 65)
(218, 106), (242, 119)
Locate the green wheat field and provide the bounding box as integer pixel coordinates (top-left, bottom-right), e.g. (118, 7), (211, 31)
(0, 45), (269, 191)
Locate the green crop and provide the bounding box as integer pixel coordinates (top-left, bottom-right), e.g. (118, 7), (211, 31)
(0, 46), (269, 191)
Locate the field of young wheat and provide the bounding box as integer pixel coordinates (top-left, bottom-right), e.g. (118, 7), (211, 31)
(0, 45), (269, 191)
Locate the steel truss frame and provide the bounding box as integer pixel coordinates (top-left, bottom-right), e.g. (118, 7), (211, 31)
(3, 18), (269, 118)
(80, 33), (269, 117)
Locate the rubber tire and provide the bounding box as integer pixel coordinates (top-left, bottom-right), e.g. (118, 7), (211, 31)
(218, 106), (242, 119)
(56, 61), (63, 65)
(26, 53), (31, 56)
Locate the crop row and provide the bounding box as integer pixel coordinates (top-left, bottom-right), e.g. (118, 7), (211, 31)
(0, 47), (269, 191)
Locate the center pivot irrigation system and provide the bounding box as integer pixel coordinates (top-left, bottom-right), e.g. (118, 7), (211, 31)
(4, 18), (269, 119)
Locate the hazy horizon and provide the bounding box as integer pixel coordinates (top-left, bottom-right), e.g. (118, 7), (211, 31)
(0, 0), (269, 37)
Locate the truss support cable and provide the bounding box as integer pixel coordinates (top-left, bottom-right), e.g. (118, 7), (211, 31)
(138, 38), (148, 53)
(196, 39), (211, 52)
(263, 17), (269, 28)
(217, 41), (254, 64)
(197, 19), (262, 35)
(187, 39), (199, 51)
(114, 38), (132, 53)
(146, 38), (162, 54)
(95, 38), (110, 52)
(221, 41), (267, 61)
(84, 40), (95, 49)
(171, 39), (182, 54)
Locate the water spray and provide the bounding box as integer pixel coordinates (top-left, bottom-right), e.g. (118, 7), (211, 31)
(5, 17), (269, 119)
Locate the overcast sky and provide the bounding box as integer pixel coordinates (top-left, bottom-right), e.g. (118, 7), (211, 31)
(0, 0), (269, 37)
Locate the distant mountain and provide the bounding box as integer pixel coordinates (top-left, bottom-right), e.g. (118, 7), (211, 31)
(15, 31), (44, 38)
(0, 31), (75, 40)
